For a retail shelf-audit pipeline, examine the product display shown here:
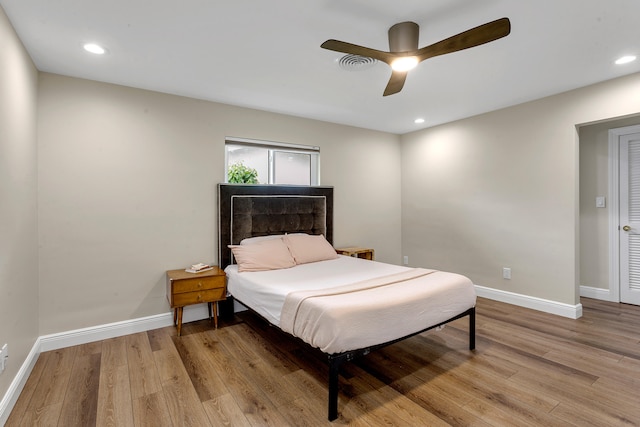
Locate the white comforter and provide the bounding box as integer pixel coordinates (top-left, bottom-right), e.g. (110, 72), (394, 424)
(225, 256), (476, 354)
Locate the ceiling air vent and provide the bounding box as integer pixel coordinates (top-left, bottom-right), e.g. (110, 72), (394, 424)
(338, 54), (377, 71)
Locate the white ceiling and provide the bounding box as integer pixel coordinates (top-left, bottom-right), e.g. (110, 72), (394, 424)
(2, 0), (640, 134)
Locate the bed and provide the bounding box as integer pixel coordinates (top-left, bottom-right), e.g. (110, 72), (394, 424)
(217, 184), (476, 421)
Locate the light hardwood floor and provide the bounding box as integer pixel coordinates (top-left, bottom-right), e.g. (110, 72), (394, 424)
(5, 297), (640, 426)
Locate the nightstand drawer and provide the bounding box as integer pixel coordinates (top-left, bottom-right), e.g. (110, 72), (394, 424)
(172, 288), (226, 306)
(171, 275), (225, 294)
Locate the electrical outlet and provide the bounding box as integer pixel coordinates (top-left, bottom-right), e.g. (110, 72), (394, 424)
(403, 255), (409, 265)
(503, 267), (511, 280)
(0, 343), (7, 373)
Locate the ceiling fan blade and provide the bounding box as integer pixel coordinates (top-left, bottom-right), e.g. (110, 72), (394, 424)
(416, 17), (510, 62)
(321, 39), (394, 64)
(383, 71), (408, 96)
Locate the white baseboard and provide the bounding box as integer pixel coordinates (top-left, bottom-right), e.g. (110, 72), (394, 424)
(579, 285), (617, 302)
(39, 313), (173, 352)
(0, 339), (40, 426)
(39, 304), (215, 352)
(475, 285), (583, 319)
(0, 304), (213, 424)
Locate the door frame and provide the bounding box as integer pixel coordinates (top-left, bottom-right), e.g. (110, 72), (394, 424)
(608, 124), (640, 303)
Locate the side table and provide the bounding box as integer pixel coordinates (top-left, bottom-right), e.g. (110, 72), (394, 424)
(335, 247), (375, 261)
(166, 267), (226, 336)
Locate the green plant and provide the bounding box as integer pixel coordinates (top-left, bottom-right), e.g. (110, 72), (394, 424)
(227, 162), (259, 184)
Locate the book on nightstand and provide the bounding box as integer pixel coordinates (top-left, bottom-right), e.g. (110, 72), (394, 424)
(185, 263), (213, 273)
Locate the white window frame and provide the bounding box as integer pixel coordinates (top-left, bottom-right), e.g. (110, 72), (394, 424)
(225, 137), (320, 185)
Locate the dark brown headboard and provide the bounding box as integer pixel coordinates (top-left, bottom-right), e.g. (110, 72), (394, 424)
(218, 184), (334, 268)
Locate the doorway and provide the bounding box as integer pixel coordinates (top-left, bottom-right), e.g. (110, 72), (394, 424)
(579, 117), (640, 304)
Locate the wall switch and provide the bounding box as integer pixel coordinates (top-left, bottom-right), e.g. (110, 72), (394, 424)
(503, 267), (511, 280)
(403, 255), (409, 265)
(596, 196), (606, 208)
(0, 343), (7, 373)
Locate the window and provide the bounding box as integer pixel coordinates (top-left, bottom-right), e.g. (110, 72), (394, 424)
(225, 138), (320, 185)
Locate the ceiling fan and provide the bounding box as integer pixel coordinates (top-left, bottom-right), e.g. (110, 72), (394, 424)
(321, 17), (511, 96)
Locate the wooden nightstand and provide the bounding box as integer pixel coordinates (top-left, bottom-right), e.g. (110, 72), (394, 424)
(166, 267), (226, 336)
(335, 247), (375, 260)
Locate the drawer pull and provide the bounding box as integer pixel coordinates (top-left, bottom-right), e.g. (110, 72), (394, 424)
(197, 282), (203, 288)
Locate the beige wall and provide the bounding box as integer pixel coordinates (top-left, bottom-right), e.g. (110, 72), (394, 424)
(579, 115), (640, 291)
(0, 6), (39, 404)
(401, 72), (640, 305)
(37, 73), (402, 334)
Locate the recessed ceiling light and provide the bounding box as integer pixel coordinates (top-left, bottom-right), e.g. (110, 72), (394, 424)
(414, 118), (425, 124)
(615, 55), (636, 65)
(83, 43), (106, 55)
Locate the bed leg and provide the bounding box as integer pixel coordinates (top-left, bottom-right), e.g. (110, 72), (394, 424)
(328, 355), (343, 421)
(469, 306), (476, 350)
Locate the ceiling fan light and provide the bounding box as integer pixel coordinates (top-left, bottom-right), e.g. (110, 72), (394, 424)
(391, 56), (418, 72)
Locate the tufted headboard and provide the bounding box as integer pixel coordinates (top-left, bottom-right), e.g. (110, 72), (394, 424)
(218, 184), (334, 269)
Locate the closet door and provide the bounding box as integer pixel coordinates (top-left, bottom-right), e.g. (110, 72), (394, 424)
(619, 132), (640, 305)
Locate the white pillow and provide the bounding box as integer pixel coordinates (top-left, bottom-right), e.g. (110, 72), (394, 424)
(284, 234), (338, 265)
(229, 238), (296, 272)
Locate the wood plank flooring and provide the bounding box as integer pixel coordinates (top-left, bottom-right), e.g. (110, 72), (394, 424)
(6, 297), (640, 426)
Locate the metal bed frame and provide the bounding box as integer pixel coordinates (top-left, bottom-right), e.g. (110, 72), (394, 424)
(217, 184), (476, 421)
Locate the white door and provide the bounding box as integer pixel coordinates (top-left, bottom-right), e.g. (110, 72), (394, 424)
(619, 131), (640, 305)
